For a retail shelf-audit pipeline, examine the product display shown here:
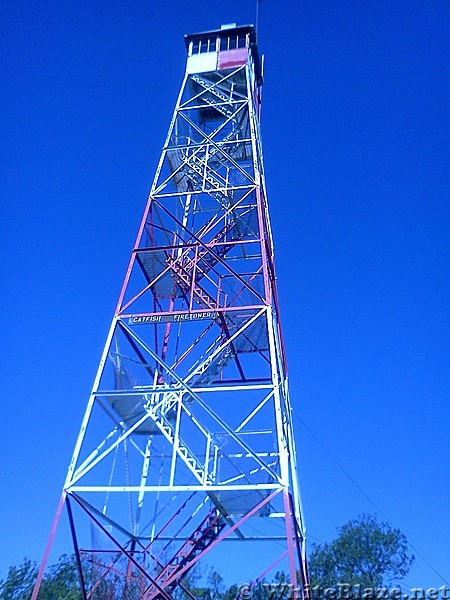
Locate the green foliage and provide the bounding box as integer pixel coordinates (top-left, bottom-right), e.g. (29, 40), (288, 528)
(38, 554), (82, 599)
(0, 555), (82, 600)
(0, 556), (289, 600)
(308, 514), (415, 589)
(0, 516), (414, 599)
(175, 567), (227, 600)
(0, 559), (37, 600)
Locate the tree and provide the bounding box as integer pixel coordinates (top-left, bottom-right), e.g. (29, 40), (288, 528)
(38, 554), (82, 599)
(0, 559), (37, 600)
(0, 555), (82, 600)
(308, 514), (414, 590)
(1, 516), (415, 600)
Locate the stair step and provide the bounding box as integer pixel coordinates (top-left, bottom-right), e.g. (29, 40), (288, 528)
(147, 508), (226, 597)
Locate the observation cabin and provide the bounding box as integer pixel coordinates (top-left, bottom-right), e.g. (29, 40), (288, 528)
(184, 23), (263, 86)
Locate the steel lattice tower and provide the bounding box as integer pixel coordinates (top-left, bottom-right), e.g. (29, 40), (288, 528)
(33, 24), (309, 600)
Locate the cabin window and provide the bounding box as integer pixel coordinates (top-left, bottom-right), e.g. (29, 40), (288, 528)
(191, 37), (216, 55)
(219, 33), (247, 52)
(199, 37), (214, 53)
(192, 39), (200, 54)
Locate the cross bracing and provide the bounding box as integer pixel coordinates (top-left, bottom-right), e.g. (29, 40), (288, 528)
(32, 24), (309, 600)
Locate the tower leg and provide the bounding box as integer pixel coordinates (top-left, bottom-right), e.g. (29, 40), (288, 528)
(31, 491), (67, 600)
(283, 488), (300, 599)
(66, 496), (88, 600)
(289, 491), (310, 600)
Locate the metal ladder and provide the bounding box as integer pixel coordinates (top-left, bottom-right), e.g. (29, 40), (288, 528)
(144, 508), (226, 599)
(191, 73), (236, 120)
(144, 401), (212, 485)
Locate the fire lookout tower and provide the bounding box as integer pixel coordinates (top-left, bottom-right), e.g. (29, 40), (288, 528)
(33, 23), (310, 599)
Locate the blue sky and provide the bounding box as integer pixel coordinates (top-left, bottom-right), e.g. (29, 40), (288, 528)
(1, 0), (449, 590)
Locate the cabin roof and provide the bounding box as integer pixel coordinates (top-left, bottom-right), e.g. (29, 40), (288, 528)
(184, 24), (262, 85)
(184, 24), (257, 48)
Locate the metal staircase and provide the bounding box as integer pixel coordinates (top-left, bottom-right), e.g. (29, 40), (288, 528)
(167, 74), (246, 205)
(139, 212), (243, 307)
(190, 74), (237, 120)
(144, 395), (215, 485)
(145, 508), (226, 599)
